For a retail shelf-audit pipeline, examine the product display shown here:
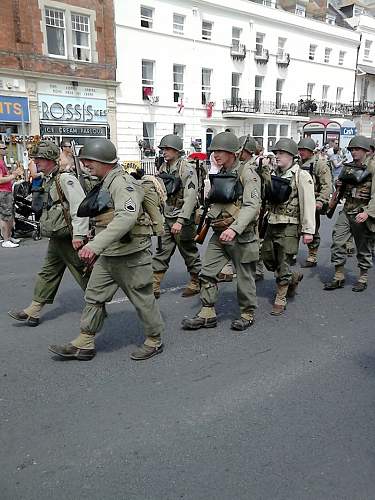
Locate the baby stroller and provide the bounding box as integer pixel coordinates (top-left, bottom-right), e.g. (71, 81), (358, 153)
(13, 181), (41, 240)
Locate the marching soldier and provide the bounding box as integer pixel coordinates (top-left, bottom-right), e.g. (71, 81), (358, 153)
(8, 141), (89, 326)
(48, 139), (165, 361)
(261, 138), (316, 315)
(182, 132), (261, 332)
(152, 134), (201, 298)
(298, 137), (332, 267)
(324, 135), (375, 292)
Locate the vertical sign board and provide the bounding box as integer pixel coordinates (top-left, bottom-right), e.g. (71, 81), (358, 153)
(0, 95), (30, 122)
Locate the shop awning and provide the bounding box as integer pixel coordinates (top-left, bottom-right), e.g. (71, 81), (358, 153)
(357, 65), (375, 76)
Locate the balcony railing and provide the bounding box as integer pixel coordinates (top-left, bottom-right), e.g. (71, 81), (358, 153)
(230, 43), (246, 60)
(222, 99), (300, 115)
(254, 48), (269, 63)
(276, 53), (290, 67)
(351, 101), (375, 114)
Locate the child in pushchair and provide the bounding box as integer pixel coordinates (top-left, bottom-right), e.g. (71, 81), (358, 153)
(13, 180), (41, 240)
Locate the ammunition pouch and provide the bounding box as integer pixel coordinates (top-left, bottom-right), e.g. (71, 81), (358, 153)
(40, 203), (71, 239)
(158, 173), (182, 197)
(208, 173), (243, 204)
(265, 176), (292, 204)
(94, 209), (115, 227)
(77, 183), (113, 218)
(211, 216), (235, 231)
(339, 167), (371, 185)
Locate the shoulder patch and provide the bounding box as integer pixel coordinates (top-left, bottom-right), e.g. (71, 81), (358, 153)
(126, 186), (134, 192)
(251, 188), (259, 198)
(187, 181), (196, 190)
(67, 179), (74, 186)
(124, 198), (136, 212)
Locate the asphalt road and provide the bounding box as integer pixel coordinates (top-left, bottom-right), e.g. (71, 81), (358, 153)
(1, 217), (375, 500)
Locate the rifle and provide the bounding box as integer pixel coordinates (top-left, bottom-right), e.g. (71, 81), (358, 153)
(256, 158), (269, 238)
(71, 140), (87, 194)
(326, 183), (345, 219)
(194, 201), (211, 244)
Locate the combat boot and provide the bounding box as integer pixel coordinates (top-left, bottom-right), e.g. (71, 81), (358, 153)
(130, 343), (164, 361)
(302, 248), (318, 268)
(181, 306), (217, 330)
(153, 271), (165, 299)
(324, 265), (345, 290)
(181, 273), (200, 297)
(271, 283), (289, 316)
(48, 343), (96, 361)
(352, 269), (368, 292)
(8, 300), (44, 327)
(286, 272), (303, 298)
(231, 313), (254, 331)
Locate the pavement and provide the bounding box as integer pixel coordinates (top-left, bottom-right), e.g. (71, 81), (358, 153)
(1, 217), (375, 500)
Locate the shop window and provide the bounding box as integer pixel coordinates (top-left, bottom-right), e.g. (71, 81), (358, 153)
(42, 3), (96, 62)
(280, 124), (288, 137)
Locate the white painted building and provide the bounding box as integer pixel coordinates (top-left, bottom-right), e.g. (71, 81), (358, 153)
(114, 0), (360, 160)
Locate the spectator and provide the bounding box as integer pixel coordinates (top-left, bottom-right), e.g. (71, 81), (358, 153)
(327, 142), (344, 182)
(28, 155), (44, 220)
(0, 143), (23, 248)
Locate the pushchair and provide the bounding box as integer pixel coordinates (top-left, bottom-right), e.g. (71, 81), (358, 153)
(13, 181), (41, 240)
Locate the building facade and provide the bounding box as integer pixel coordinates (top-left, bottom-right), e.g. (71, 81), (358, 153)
(115, 0), (359, 160)
(0, 0), (117, 160)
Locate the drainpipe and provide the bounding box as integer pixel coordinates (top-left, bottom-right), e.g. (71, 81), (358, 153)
(352, 33), (362, 109)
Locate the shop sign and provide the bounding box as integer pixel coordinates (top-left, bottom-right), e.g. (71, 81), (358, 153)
(38, 82), (107, 99)
(340, 127), (356, 136)
(38, 94), (108, 123)
(0, 95), (29, 122)
(40, 124), (107, 137)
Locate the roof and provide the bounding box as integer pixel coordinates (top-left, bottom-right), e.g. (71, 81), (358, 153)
(358, 64), (375, 75)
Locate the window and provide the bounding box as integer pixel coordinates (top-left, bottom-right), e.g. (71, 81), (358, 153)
(71, 13), (90, 61)
(280, 124), (289, 137)
(354, 6), (364, 16)
(256, 32), (265, 56)
(364, 40), (372, 60)
(173, 64), (184, 103)
(143, 122), (155, 149)
(295, 4), (306, 16)
(202, 21), (213, 41)
(309, 44), (317, 61)
(322, 85), (329, 100)
(324, 48), (332, 64)
(231, 73), (241, 102)
(141, 6), (153, 28)
(276, 79), (284, 109)
(45, 8), (66, 57)
(201, 68), (212, 104)
(254, 75), (263, 111)
(142, 60), (154, 100)
(307, 82), (315, 98)
(336, 87), (343, 102)
(253, 124), (264, 146)
(173, 123), (184, 139)
(326, 14), (336, 25)
(268, 124), (277, 149)
(173, 13), (185, 35)
(232, 27), (241, 50)
(339, 51), (346, 66)
(277, 37), (286, 57)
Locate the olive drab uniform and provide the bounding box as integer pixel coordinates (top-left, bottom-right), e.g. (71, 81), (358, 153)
(300, 155), (332, 266)
(326, 160), (375, 290)
(261, 162), (316, 313)
(67, 165), (164, 352)
(182, 158), (261, 330)
(8, 168), (90, 325)
(152, 157), (202, 296)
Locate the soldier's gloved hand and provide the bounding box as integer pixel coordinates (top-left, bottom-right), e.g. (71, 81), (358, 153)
(171, 222), (182, 234)
(220, 228), (236, 242)
(302, 234), (313, 245)
(316, 201), (323, 211)
(355, 211), (368, 224)
(72, 239), (85, 250)
(78, 245), (97, 266)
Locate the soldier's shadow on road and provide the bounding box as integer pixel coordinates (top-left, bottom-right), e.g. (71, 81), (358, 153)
(96, 311), (145, 352)
(355, 353), (375, 377)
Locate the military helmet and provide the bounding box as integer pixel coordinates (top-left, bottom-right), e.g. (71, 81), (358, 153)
(271, 138), (298, 157)
(158, 134), (183, 151)
(239, 135), (258, 154)
(347, 135), (371, 152)
(29, 140), (60, 161)
(78, 138), (118, 164)
(209, 132), (240, 153)
(297, 137), (316, 152)
(60, 138), (71, 149)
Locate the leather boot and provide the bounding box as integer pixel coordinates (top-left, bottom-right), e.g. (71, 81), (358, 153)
(302, 248), (318, 268)
(181, 306), (217, 330)
(271, 283), (289, 316)
(287, 272), (303, 298)
(181, 273), (200, 297)
(324, 265), (345, 290)
(352, 269), (368, 292)
(153, 271), (165, 299)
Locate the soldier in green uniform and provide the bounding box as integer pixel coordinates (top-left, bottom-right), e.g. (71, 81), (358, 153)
(181, 132), (261, 332)
(48, 138), (164, 361)
(324, 135), (375, 292)
(298, 137), (332, 267)
(261, 138), (316, 315)
(8, 141), (89, 326)
(152, 134), (201, 298)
